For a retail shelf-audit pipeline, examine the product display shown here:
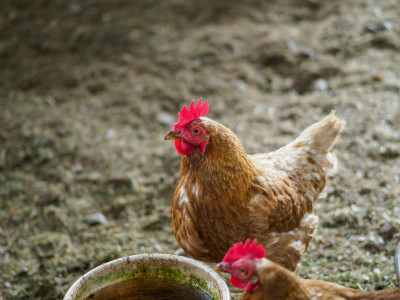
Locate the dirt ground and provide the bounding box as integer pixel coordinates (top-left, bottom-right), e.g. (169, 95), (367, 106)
(1, 0), (400, 299)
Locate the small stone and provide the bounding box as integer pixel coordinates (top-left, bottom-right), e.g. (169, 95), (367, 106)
(107, 176), (132, 187)
(382, 21), (393, 30)
(87, 82), (106, 95)
(16, 267), (29, 276)
(68, 4), (82, 15)
(84, 213), (108, 226)
(141, 215), (166, 231)
(378, 221), (396, 240)
(121, 53), (133, 64)
(315, 79), (328, 92)
(37, 194), (60, 207)
(106, 128), (116, 139)
(73, 163), (83, 173)
(102, 13), (111, 23)
(365, 21), (393, 33)
(373, 74), (382, 81)
(292, 71), (320, 94)
(136, 83), (144, 92)
(362, 274), (370, 281)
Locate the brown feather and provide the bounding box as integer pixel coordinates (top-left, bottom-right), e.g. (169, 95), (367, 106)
(171, 113), (344, 269)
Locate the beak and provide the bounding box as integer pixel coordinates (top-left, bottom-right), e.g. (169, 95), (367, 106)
(215, 262), (228, 272)
(164, 129), (181, 140)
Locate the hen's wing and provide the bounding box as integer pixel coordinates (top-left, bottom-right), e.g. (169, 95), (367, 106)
(303, 280), (400, 300)
(302, 280), (361, 300)
(247, 112), (344, 270)
(254, 111), (345, 209)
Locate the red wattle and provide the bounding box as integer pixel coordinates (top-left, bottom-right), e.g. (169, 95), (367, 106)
(175, 139), (195, 156)
(245, 282), (259, 293)
(230, 277), (246, 289)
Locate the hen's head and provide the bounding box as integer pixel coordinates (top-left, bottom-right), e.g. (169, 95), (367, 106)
(164, 98), (210, 156)
(216, 239), (266, 293)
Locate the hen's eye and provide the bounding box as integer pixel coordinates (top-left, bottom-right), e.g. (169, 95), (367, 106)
(191, 128), (201, 136)
(239, 268), (247, 275)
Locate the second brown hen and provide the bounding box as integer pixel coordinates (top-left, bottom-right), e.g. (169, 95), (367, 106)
(216, 239), (400, 300)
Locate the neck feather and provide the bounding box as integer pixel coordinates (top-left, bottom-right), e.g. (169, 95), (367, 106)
(255, 258), (312, 300)
(181, 130), (256, 197)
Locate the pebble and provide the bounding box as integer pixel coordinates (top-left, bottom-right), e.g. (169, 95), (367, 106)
(315, 79), (328, 92)
(68, 4), (82, 15)
(16, 267), (29, 276)
(37, 194), (60, 207)
(84, 213), (109, 226)
(121, 53), (134, 64)
(365, 21), (393, 33)
(378, 221), (396, 240)
(106, 128), (116, 139)
(372, 74), (382, 81)
(373, 268), (381, 275)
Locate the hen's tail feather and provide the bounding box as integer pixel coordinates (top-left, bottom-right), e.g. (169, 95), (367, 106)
(289, 111), (345, 176)
(395, 242), (400, 287)
(294, 110), (345, 153)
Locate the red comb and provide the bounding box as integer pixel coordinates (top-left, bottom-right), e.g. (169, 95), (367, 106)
(222, 239), (266, 263)
(174, 98), (209, 128)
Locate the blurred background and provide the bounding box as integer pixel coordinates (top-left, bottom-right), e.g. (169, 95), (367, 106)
(1, 0), (400, 298)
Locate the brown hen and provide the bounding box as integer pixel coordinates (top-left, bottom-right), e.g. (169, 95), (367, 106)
(165, 99), (344, 270)
(216, 239), (400, 300)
